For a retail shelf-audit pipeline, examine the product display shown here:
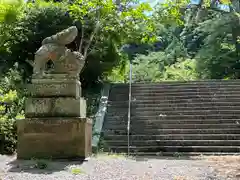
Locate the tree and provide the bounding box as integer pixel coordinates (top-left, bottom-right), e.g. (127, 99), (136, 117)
(0, 0), (23, 47)
(148, 0), (240, 80)
(0, 0), (156, 87)
(67, 0), (156, 85)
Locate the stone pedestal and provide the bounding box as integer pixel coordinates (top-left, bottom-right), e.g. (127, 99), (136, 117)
(25, 97), (86, 118)
(17, 75), (92, 160)
(17, 118), (92, 159)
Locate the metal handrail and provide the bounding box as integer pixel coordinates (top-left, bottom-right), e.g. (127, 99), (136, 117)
(127, 60), (132, 156)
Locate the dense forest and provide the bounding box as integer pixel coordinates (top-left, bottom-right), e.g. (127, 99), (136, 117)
(0, 0), (240, 154)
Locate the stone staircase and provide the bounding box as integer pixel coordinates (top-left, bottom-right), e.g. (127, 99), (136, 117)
(101, 80), (240, 155)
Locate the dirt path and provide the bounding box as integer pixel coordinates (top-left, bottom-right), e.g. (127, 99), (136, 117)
(0, 154), (229, 180)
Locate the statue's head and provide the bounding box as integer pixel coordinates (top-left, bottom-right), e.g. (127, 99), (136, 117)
(33, 26), (85, 79)
(42, 26), (78, 46)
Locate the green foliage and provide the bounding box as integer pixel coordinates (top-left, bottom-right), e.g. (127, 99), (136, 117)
(70, 167), (85, 175)
(154, 0), (188, 26)
(0, 67), (25, 154)
(104, 54), (129, 83)
(0, 0), (24, 54)
(193, 12), (240, 79)
(0, 2), (74, 79)
(67, 0), (156, 86)
(0, 0), (23, 24)
(127, 51), (198, 82)
(129, 53), (162, 82)
(82, 84), (102, 118)
(105, 67), (127, 83)
(68, 0), (155, 45)
(0, 115), (16, 154)
(0, 0), (155, 87)
(147, 0), (240, 81)
(162, 59), (198, 81)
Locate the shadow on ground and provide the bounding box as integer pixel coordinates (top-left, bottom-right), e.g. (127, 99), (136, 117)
(1, 153), (230, 179)
(7, 158), (86, 174)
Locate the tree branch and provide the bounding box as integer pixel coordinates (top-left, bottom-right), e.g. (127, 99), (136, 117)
(78, 23), (84, 53)
(83, 22), (100, 60)
(25, 59), (34, 67)
(82, 10), (101, 60)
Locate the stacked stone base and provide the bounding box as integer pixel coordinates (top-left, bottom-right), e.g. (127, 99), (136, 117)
(17, 75), (92, 160)
(17, 117), (92, 159)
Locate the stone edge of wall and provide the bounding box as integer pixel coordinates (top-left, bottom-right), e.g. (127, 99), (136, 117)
(92, 83), (110, 150)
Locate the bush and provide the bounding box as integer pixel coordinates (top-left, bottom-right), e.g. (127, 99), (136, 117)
(161, 58), (199, 81)
(125, 54), (199, 82)
(0, 67), (25, 154)
(0, 116), (17, 154)
(0, 3), (74, 79)
(82, 84), (102, 128)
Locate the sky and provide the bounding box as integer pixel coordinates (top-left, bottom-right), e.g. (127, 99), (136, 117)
(140, 0), (161, 7)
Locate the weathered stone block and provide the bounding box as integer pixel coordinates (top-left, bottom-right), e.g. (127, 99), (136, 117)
(28, 79), (81, 98)
(25, 97), (86, 118)
(17, 117), (92, 159)
(32, 73), (79, 80)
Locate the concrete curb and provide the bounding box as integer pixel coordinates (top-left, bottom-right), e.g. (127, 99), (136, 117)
(92, 84), (110, 151)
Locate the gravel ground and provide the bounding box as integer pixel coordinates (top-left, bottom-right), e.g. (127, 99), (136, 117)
(0, 154), (227, 180)
(203, 156), (240, 180)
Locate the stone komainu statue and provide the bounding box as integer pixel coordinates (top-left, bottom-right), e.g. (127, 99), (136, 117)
(33, 26), (84, 78)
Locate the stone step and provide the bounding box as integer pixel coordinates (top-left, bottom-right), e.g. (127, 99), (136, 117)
(103, 134), (240, 141)
(130, 152), (240, 156)
(114, 90), (240, 97)
(106, 114), (240, 121)
(111, 82), (240, 89)
(102, 128), (240, 135)
(132, 95), (240, 101)
(105, 82), (240, 155)
(105, 146), (240, 153)
(109, 96), (240, 102)
(104, 123), (239, 130)
(104, 119), (240, 125)
(113, 84), (240, 93)
(107, 106), (240, 113)
(110, 86), (240, 93)
(132, 91), (240, 97)
(112, 81), (240, 88)
(107, 101), (240, 107)
(132, 94), (240, 99)
(112, 80), (240, 87)
(106, 110), (240, 117)
(103, 140), (240, 146)
(110, 85), (240, 93)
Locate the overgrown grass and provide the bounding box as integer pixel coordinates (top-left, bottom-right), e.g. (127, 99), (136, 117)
(70, 167), (85, 175)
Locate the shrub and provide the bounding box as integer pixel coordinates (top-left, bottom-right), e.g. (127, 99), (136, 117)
(125, 54), (199, 82)
(0, 90), (23, 154)
(82, 84), (102, 127)
(0, 67), (25, 154)
(0, 116), (17, 154)
(162, 58), (199, 81)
